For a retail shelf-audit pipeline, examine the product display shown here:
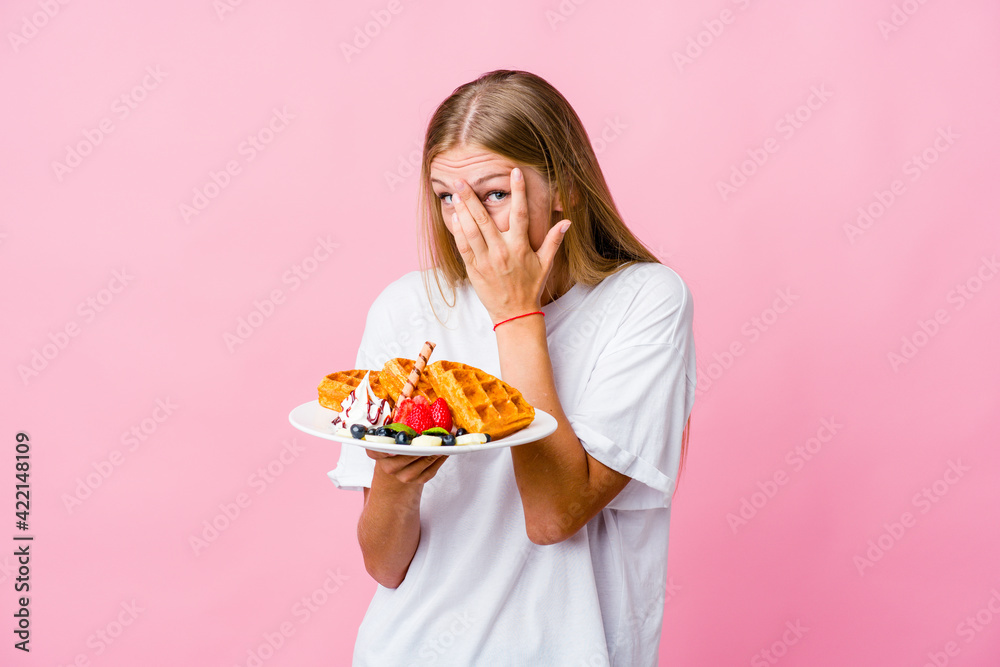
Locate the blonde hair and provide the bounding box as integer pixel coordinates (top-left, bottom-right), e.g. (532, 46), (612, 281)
(415, 69), (690, 493)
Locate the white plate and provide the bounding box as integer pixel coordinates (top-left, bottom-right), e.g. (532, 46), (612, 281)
(288, 400), (557, 455)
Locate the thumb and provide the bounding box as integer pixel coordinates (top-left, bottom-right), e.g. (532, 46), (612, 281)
(537, 219), (571, 271)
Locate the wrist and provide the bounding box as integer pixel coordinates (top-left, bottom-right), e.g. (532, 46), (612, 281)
(492, 310), (545, 331)
(372, 464), (427, 498)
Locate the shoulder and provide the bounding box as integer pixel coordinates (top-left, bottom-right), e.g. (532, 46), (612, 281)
(367, 269), (445, 316)
(604, 262), (693, 320)
(592, 262), (694, 349)
(370, 269), (431, 305)
(364, 268), (466, 330)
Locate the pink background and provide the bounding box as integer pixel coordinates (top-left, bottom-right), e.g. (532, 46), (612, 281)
(4, 1), (999, 665)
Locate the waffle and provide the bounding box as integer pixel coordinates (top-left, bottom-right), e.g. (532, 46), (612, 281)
(424, 360), (535, 439)
(317, 369), (389, 411)
(379, 358), (439, 405)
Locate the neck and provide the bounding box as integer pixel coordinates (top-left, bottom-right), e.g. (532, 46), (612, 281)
(540, 261), (571, 307)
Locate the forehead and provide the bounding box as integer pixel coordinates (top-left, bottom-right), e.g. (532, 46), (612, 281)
(429, 145), (514, 174)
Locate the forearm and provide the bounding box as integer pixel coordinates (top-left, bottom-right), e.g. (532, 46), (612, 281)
(357, 468), (423, 588)
(495, 315), (592, 541)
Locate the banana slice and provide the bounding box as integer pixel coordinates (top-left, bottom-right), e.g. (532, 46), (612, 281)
(412, 435), (443, 447)
(456, 433), (488, 446)
(364, 435), (396, 444)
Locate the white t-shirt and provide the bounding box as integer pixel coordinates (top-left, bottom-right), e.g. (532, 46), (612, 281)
(328, 262), (696, 667)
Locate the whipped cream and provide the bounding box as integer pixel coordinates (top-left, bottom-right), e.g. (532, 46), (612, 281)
(333, 371), (392, 429)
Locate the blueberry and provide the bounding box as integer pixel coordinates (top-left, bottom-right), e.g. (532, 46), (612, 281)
(455, 428), (468, 437)
(366, 427), (378, 436)
(350, 424), (367, 439)
(483, 433), (492, 442)
(375, 427), (387, 437)
(395, 431), (411, 445)
(441, 434), (456, 447)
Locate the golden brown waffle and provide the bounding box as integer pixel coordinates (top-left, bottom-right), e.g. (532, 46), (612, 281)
(317, 369), (389, 411)
(424, 360), (535, 439)
(379, 358), (439, 405)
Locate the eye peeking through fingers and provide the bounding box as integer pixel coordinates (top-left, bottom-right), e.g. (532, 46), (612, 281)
(438, 191), (510, 207)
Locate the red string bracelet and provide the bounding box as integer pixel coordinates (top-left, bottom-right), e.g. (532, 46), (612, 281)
(493, 311), (544, 331)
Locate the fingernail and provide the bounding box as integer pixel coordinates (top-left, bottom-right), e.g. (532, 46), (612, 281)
(512, 168), (522, 182)
(561, 221), (571, 233)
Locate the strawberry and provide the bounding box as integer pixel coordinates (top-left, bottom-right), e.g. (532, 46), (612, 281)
(413, 395), (429, 407)
(405, 403), (434, 434)
(430, 398), (452, 431)
(393, 397), (414, 424)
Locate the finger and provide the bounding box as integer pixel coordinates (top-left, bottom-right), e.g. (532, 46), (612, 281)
(448, 214), (481, 274)
(453, 180), (504, 250)
(395, 455), (447, 483)
(536, 219), (572, 274)
(412, 455), (448, 484)
(452, 200), (490, 259)
(508, 167), (530, 238)
(366, 449), (396, 460)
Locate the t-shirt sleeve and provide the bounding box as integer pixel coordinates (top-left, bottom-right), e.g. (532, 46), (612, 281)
(566, 268), (696, 510)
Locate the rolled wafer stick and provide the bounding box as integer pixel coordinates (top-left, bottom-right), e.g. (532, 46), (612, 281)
(400, 341), (436, 399)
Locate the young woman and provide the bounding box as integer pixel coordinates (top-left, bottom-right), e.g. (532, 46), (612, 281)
(328, 69), (696, 666)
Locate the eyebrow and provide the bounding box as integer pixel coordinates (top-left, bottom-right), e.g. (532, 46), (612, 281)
(430, 172), (509, 189)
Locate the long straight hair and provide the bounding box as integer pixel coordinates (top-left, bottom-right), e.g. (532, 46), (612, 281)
(415, 69), (690, 493)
